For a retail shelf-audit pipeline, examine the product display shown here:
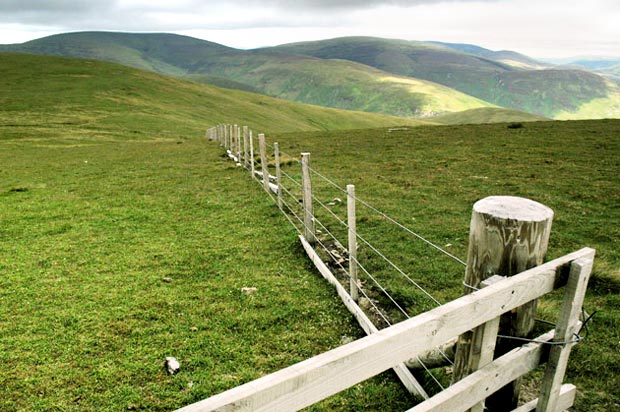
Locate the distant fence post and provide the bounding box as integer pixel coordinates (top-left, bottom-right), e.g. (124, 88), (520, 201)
(453, 196), (554, 411)
(274, 142), (283, 209)
(301, 153), (315, 244)
(235, 125), (241, 163)
(233, 124), (238, 161)
(243, 126), (249, 168)
(258, 133), (270, 192)
(347, 184), (359, 301)
(230, 125), (234, 156)
(249, 130), (255, 177)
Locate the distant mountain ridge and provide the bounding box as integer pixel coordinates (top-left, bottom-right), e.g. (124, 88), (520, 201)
(270, 36), (619, 118)
(2, 32), (619, 120)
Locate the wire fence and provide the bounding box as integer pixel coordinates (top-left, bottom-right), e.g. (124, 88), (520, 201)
(207, 124), (469, 393)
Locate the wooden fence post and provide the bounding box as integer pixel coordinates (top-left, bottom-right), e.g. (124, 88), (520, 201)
(233, 124), (238, 161)
(249, 130), (255, 178)
(235, 125), (241, 163)
(258, 133), (270, 192)
(453, 196), (554, 411)
(536, 254), (594, 412)
(243, 126), (249, 168)
(301, 153), (315, 244)
(347, 184), (359, 301)
(274, 143), (283, 209)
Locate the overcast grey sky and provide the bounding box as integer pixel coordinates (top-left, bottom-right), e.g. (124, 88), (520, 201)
(1, 0), (618, 58)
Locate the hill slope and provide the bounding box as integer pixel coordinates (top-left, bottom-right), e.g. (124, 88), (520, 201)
(270, 37), (620, 118)
(0, 32), (495, 117)
(4, 32), (619, 120)
(432, 107), (548, 125)
(0, 53), (428, 140)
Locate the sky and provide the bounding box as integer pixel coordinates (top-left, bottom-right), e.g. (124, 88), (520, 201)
(0, 0), (619, 59)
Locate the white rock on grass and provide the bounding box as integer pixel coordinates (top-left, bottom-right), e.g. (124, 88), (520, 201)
(165, 357), (180, 375)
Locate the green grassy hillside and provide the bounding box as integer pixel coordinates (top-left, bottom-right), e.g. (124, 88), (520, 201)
(0, 53), (427, 138)
(271, 37), (620, 118)
(433, 107), (548, 125)
(191, 51), (495, 117)
(1, 49), (618, 411)
(268, 120), (620, 412)
(0, 52), (425, 411)
(0, 31), (235, 75)
(0, 32), (493, 118)
(430, 41), (550, 69)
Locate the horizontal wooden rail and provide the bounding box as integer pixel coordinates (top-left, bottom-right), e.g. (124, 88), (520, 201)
(175, 247), (594, 412)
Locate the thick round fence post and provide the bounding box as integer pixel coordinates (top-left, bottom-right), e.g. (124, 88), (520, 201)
(274, 143), (283, 210)
(301, 153), (315, 244)
(453, 196), (554, 411)
(258, 133), (270, 192)
(347, 184), (359, 301)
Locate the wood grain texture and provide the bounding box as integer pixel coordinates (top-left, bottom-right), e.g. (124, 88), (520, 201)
(347, 184), (359, 302)
(455, 196), (554, 411)
(174, 248), (593, 412)
(536, 256), (594, 412)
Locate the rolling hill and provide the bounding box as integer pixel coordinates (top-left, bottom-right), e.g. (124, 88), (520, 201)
(0, 32), (494, 118)
(0, 53), (428, 140)
(432, 107), (547, 125)
(270, 37), (620, 119)
(3, 32), (619, 120)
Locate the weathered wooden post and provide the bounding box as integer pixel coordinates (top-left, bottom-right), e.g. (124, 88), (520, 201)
(235, 125), (241, 163)
(243, 126), (249, 168)
(249, 130), (255, 178)
(347, 184), (359, 301)
(258, 133), (270, 192)
(274, 142), (283, 209)
(301, 153), (316, 244)
(233, 124), (238, 161)
(452, 196), (554, 411)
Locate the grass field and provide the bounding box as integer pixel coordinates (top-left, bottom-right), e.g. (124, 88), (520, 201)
(266, 120), (620, 410)
(1, 52), (619, 411)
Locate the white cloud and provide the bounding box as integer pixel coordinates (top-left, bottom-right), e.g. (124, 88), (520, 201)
(0, 0), (618, 57)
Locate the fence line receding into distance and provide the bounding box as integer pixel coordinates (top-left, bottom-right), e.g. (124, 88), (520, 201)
(186, 124), (597, 412)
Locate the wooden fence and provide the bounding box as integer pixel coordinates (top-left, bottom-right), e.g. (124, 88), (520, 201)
(183, 124), (596, 412)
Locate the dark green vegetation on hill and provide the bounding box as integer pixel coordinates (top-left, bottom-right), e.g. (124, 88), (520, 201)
(4, 32), (619, 120)
(0, 53), (421, 411)
(0, 53), (427, 135)
(0, 32), (494, 117)
(272, 37), (620, 119)
(1, 52), (619, 411)
(432, 107), (548, 125)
